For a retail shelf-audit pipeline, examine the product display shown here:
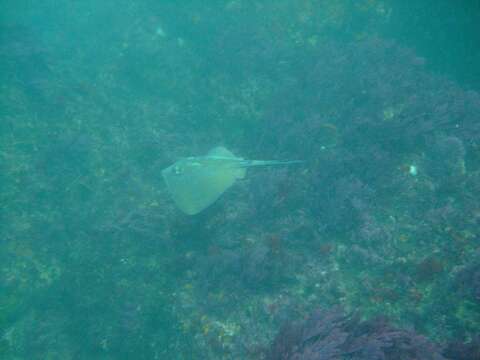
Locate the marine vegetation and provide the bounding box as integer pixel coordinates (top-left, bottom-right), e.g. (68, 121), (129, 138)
(267, 307), (446, 360)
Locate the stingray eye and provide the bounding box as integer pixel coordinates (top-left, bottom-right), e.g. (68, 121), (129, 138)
(174, 165), (183, 175)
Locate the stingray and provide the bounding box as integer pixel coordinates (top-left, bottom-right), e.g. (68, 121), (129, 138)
(162, 146), (302, 215)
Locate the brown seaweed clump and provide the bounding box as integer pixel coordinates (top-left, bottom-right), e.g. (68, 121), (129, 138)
(267, 307), (446, 360)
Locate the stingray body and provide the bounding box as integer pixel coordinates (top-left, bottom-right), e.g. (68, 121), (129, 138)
(162, 146), (302, 215)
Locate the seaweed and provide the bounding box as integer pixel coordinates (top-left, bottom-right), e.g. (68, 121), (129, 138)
(267, 307), (446, 360)
(443, 336), (480, 360)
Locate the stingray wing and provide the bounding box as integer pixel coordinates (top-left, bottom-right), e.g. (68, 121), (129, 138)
(162, 155), (245, 215)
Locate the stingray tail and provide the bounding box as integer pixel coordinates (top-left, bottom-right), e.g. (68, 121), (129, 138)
(237, 160), (304, 168)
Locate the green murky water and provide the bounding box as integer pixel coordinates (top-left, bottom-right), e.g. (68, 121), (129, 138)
(1, 1), (479, 359)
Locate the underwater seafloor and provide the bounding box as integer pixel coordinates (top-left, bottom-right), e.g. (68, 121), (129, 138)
(1, 1), (479, 359)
